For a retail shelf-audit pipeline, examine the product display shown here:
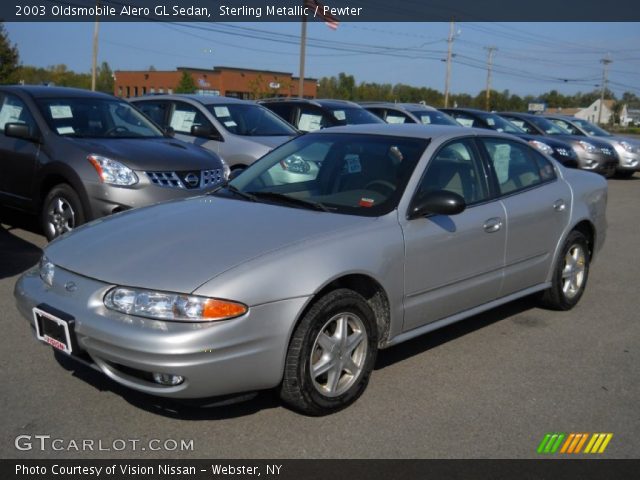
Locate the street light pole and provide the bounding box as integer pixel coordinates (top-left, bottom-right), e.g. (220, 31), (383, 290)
(443, 20), (455, 108)
(598, 57), (612, 125)
(91, 0), (100, 91)
(484, 46), (497, 111)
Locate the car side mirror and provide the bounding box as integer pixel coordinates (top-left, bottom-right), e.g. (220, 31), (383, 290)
(191, 124), (222, 141)
(408, 190), (466, 219)
(5, 123), (41, 143)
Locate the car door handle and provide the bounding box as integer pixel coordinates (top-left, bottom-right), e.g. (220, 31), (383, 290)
(483, 217), (503, 233)
(553, 199), (567, 212)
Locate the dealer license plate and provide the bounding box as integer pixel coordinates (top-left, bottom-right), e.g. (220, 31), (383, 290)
(33, 307), (74, 355)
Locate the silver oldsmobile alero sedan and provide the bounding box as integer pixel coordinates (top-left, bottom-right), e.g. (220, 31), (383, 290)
(14, 124), (607, 415)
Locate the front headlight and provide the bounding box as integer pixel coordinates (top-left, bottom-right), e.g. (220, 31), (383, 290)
(88, 155), (138, 186)
(220, 158), (231, 180)
(104, 287), (247, 322)
(620, 141), (636, 153)
(528, 140), (554, 156)
(578, 141), (597, 153)
(39, 255), (55, 287)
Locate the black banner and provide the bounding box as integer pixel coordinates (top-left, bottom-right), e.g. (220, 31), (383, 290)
(3, 0), (640, 22)
(4, 459), (640, 480)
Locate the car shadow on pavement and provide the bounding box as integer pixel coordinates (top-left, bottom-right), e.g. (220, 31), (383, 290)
(376, 296), (539, 370)
(0, 222), (43, 279)
(53, 351), (281, 420)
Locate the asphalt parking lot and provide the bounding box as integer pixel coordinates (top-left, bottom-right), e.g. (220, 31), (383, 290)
(1, 175), (638, 459)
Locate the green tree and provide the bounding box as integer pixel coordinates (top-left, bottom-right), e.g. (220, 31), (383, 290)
(95, 61), (114, 93)
(175, 71), (196, 94)
(0, 22), (19, 83)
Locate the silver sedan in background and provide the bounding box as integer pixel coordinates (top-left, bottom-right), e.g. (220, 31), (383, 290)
(15, 124), (607, 415)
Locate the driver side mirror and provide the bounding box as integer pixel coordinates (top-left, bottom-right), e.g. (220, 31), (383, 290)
(408, 190), (466, 220)
(191, 124), (223, 141)
(4, 123), (41, 143)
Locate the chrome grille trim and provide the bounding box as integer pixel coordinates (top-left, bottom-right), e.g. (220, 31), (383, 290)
(146, 169), (224, 189)
(201, 169), (224, 188)
(146, 171), (185, 189)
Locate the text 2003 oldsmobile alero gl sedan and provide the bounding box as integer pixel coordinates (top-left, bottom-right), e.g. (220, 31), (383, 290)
(15, 124), (607, 415)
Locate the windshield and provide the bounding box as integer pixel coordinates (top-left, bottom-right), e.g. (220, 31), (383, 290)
(220, 133), (429, 217)
(205, 103), (297, 136)
(328, 107), (384, 125)
(477, 112), (524, 134)
(36, 97), (164, 138)
(527, 115), (571, 135)
(409, 110), (459, 126)
(571, 118), (612, 137)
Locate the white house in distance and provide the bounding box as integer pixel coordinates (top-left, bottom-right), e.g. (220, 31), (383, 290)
(545, 99), (630, 126)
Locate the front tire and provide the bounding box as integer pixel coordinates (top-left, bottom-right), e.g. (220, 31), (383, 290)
(539, 230), (590, 310)
(280, 289), (378, 416)
(42, 184), (85, 241)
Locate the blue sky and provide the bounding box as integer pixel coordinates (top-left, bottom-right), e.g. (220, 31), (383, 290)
(5, 22), (640, 97)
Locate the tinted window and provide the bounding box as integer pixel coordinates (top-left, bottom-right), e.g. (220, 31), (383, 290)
(417, 140), (489, 204)
(482, 138), (554, 195)
(35, 97), (163, 138)
(410, 110), (459, 126)
(327, 107), (383, 126)
(263, 103), (294, 124)
(504, 117), (536, 134)
(476, 113), (524, 134)
(297, 105), (332, 132)
(448, 112), (476, 128)
(0, 94), (37, 133)
(549, 118), (581, 136)
(384, 110), (413, 124)
(205, 103), (295, 136)
(135, 100), (169, 126)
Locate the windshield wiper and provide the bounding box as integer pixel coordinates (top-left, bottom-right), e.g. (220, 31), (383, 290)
(218, 184), (258, 202)
(247, 191), (332, 212)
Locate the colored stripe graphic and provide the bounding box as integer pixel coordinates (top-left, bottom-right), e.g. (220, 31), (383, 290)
(539, 433), (613, 454)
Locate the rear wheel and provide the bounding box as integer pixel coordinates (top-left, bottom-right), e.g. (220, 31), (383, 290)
(615, 170), (635, 179)
(539, 230), (590, 310)
(280, 289), (378, 416)
(42, 184), (85, 241)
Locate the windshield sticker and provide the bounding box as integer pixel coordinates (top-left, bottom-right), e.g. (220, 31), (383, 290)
(420, 116), (432, 125)
(57, 126), (75, 135)
(486, 118), (496, 126)
(344, 154), (362, 174)
(0, 104), (23, 129)
(170, 110), (196, 132)
(214, 106), (231, 117)
(492, 144), (511, 184)
(386, 115), (406, 124)
(298, 113), (322, 132)
(359, 198), (375, 207)
(50, 105), (73, 119)
(333, 110), (346, 121)
(457, 118), (474, 127)
(224, 120), (238, 127)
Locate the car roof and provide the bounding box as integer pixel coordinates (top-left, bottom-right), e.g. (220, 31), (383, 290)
(361, 102), (439, 112)
(0, 85), (116, 100)
(310, 123), (513, 141)
(259, 97), (361, 108)
(441, 107), (488, 115)
(131, 94), (254, 106)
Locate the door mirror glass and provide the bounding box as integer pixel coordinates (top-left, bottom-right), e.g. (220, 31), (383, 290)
(4, 122), (40, 143)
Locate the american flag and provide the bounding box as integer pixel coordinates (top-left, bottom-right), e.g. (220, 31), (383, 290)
(304, 0), (340, 30)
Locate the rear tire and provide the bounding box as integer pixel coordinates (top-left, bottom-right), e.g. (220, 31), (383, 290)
(42, 184), (85, 241)
(615, 170), (635, 179)
(539, 230), (590, 311)
(280, 289), (378, 416)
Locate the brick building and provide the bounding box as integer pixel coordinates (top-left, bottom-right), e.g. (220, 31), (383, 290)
(114, 66), (317, 99)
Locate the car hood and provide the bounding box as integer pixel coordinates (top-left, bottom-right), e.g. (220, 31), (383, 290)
(551, 135), (616, 149)
(515, 134), (571, 149)
(45, 196), (370, 294)
(242, 134), (294, 150)
(65, 137), (221, 170)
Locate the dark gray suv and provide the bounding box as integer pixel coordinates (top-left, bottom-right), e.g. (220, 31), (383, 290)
(0, 86), (227, 239)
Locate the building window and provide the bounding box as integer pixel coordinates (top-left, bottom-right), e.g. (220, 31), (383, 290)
(126, 86), (130, 97)
(118, 86), (122, 97)
(133, 86), (138, 97)
(150, 87), (155, 94)
(159, 88), (164, 94)
(168, 89), (173, 94)
(142, 87), (147, 95)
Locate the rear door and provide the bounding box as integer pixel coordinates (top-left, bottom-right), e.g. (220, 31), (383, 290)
(478, 137), (571, 296)
(0, 92), (41, 207)
(401, 138), (506, 331)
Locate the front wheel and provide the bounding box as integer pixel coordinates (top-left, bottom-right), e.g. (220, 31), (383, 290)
(280, 289), (378, 416)
(539, 230), (591, 310)
(41, 184), (85, 241)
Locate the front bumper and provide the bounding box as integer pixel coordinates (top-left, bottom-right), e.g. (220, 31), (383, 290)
(574, 150), (618, 176)
(14, 267), (308, 399)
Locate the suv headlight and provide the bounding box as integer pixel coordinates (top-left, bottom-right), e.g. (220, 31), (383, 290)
(528, 140), (554, 156)
(88, 155), (138, 186)
(104, 287), (247, 322)
(620, 141), (636, 153)
(39, 255), (55, 287)
(578, 141), (598, 153)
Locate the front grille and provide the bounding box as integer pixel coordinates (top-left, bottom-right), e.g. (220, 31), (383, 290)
(555, 148), (571, 157)
(146, 169), (224, 190)
(600, 147), (614, 156)
(147, 171), (185, 189)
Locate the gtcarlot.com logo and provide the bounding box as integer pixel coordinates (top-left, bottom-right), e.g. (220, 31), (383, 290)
(537, 433), (613, 454)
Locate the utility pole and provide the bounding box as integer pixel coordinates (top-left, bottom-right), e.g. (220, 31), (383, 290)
(91, 0), (100, 91)
(598, 56), (612, 125)
(484, 46), (497, 111)
(443, 20), (455, 108)
(298, 16), (308, 98)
